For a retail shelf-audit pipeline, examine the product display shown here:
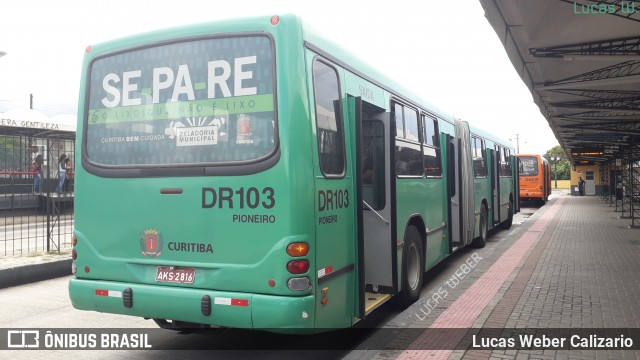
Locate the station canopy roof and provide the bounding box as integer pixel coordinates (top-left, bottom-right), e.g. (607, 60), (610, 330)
(0, 108), (76, 140)
(479, 0), (640, 164)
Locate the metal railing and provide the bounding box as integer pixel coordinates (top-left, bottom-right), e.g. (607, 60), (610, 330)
(0, 174), (73, 256)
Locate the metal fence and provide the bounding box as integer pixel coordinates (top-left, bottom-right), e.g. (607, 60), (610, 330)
(0, 134), (75, 256)
(0, 193), (74, 256)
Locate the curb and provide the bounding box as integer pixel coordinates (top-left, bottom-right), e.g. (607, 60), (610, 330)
(0, 258), (72, 289)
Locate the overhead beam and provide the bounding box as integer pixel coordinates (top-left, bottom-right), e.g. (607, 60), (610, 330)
(534, 74), (640, 90)
(558, 125), (640, 135)
(551, 116), (640, 122)
(549, 98), (640, 113)
(549, 89), (640, 99)
(529, 35), (640, 58)
(534, 60), (640, 90)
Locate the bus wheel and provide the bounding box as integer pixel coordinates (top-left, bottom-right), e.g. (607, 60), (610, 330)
(396, 225), (424, 309)
(472, 204), (487, 248)
(501, 199), (514, 229)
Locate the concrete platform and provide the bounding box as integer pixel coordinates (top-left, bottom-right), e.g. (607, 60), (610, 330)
(374, 193), (640, 359)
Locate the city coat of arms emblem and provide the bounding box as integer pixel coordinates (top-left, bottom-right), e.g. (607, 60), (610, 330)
(140, 228), (163, 257)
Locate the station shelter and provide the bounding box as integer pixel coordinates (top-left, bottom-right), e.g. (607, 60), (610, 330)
(0, 108), (75, 198)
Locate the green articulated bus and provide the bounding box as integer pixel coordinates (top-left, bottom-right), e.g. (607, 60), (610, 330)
(69, 14), (516, 332)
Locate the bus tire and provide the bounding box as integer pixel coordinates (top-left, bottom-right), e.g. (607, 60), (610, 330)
(501, 198), (514, 229)
(472, 204), (487, 248)
(396, 225), (424, 309)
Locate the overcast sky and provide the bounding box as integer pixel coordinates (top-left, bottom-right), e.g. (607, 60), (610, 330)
(0, 0), (559, 155)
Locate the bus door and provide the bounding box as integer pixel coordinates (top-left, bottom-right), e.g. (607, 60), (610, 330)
(448, 119), (473, 250)
(513, 155), (520, 213)
(357, 102), (395, 318)
(312, 77), (356, 329)
(492, 147), (501, 225)
(447, 134), (462, 250)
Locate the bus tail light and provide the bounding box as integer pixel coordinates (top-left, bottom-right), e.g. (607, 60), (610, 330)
(286, 242), (309, 257)
(72, 234), (78, 274)
(287, 277), (310, 291)
(287, 260), (309, 274)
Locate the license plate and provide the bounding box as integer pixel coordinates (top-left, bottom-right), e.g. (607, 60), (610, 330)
(155, 266), (195, 284)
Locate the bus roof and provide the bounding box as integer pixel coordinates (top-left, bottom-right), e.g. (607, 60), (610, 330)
(468, 123), (515, 150)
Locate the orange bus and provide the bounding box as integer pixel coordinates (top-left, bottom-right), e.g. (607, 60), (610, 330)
(517, 154), (551, 205)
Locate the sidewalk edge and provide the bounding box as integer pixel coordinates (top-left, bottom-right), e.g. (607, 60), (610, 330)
(0, 258), (72, 289)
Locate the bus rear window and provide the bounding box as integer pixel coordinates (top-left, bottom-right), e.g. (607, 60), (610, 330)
(519, 156), (538, 176)
(85, 35), (276, 167)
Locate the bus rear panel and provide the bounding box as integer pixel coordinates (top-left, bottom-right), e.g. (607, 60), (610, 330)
(69, 16), (322, 331)
(517, 154), (551, 205)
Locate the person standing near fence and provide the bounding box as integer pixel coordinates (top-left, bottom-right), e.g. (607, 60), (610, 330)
(55, 154), (67, 193)
(63, 158), (73, 192)
(32, 154), (43, 193)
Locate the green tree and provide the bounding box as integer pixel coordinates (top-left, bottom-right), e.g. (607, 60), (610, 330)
(0, 136), (28, 171)
(544, 145), (569, 181)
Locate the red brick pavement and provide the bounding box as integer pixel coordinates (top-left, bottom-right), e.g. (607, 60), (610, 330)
(396, 198), (566, 360)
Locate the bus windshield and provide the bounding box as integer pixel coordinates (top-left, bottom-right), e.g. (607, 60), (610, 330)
(85, 35), (276, 167)
(519, 156), (538, 176)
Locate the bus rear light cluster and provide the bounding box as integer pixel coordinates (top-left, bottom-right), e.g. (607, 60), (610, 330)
(71, 234), (78, 274)
(286, 242), (310, 290)
(287, 277), (310, 291)
(286, 242), (309, 257)
(287, 260), (309, 274)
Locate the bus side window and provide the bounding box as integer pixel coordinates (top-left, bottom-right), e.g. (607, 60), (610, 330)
(313, 61), (345, 177)
(393, 102), (422, 177)
(362, 121), (385, 210)
(472, 136), (487, 178)
(501, 148), (512, 176)
(496, 146), (510, 177)
(422, 115), (441, 177)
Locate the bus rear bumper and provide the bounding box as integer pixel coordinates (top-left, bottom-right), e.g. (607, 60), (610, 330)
(520, 191), (545, 200)
(69, 278), (315, 330)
